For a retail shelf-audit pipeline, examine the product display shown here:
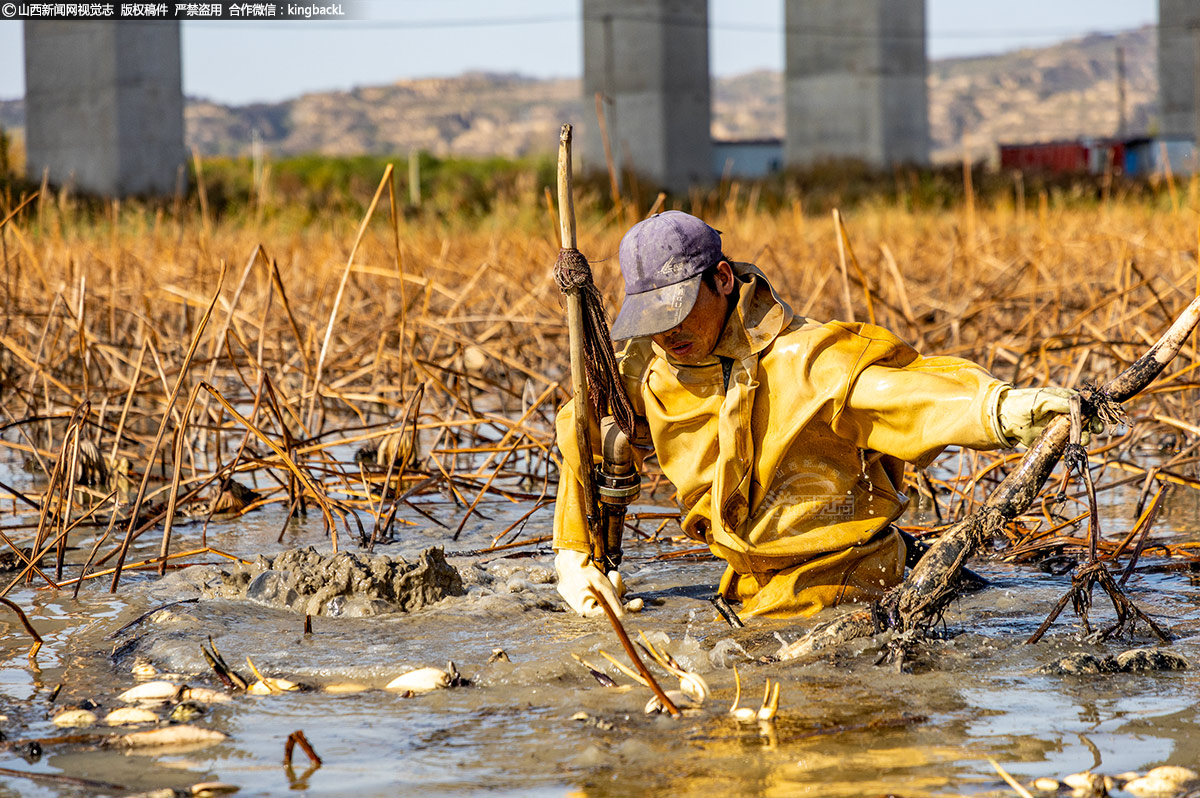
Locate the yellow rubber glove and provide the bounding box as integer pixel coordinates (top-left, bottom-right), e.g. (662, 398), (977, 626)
(996, 386), (1097, 448)
(554, 549), (626, 618)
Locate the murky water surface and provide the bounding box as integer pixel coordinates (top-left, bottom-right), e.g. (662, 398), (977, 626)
(1, 450), (1199, 798)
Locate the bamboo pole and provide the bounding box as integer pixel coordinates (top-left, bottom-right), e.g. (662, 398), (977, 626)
(556, 124), (601, 549)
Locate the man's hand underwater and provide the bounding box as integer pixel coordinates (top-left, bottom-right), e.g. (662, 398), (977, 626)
(996, 386), (1104, 448)
(555, 549), (628, 618)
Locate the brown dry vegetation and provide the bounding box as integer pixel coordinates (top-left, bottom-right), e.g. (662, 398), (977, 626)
(1, 157), (1199, 628)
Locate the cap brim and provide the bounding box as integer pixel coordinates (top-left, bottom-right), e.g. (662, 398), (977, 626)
(609, 275), (702, 340)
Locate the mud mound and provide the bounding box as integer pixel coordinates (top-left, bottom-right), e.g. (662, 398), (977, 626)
(211, 546), (465, 617)
(1040, 647), (1189, 675)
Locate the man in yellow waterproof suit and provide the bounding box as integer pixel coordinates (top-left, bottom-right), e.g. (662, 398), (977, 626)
(554, 211), (1079, 620)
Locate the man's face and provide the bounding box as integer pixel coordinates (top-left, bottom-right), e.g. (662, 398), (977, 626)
(651, 261), (735, 365)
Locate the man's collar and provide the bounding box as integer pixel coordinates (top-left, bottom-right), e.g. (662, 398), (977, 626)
(709, 262), (794, 361)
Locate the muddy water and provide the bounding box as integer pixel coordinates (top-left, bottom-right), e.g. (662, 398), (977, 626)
(1, 459), (1200, 797)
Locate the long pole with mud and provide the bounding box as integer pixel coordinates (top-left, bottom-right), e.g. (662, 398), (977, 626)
(780, 295), (1200, 660)
(554, 124), (604, 564)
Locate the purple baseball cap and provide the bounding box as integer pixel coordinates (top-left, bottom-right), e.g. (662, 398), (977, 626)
(609, 211), (723, 340)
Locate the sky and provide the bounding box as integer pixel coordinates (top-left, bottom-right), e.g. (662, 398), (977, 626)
(0, 0), (1158, 105)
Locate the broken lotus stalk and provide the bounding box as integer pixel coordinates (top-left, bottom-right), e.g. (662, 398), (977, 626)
(779, 295), (1200, 661)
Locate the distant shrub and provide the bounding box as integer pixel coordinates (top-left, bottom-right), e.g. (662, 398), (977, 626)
(194, 151), (557, 226)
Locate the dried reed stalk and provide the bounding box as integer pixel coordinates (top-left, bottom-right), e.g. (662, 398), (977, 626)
(108, 261), (229, 592)
(2, 160), (1199, 614)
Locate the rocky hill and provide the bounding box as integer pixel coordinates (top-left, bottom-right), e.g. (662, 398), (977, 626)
(0, 26), (1159, 165)
(929, 26), (1156, 162)
(709, 26), (1157, 163)
(185, 72), (583, 159)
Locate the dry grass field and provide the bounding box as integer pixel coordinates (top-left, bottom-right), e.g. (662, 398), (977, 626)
(1, 153), (1198, 610)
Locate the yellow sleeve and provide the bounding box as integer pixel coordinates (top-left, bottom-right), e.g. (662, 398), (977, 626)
(833, 353), (1009, 467)
(552, 397), (598, 554)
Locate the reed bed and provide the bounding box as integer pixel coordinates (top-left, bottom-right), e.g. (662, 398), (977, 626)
(0, 159), (1198, 612)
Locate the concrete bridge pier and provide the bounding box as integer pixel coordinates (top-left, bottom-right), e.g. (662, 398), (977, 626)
(582, 0), (713, 193)
(23, 21), (185, 196)
(784, 0), (929, 168)
(1159, 0), (1200, 141)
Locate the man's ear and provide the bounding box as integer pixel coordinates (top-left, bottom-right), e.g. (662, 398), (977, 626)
(715, 260), (736, 297)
